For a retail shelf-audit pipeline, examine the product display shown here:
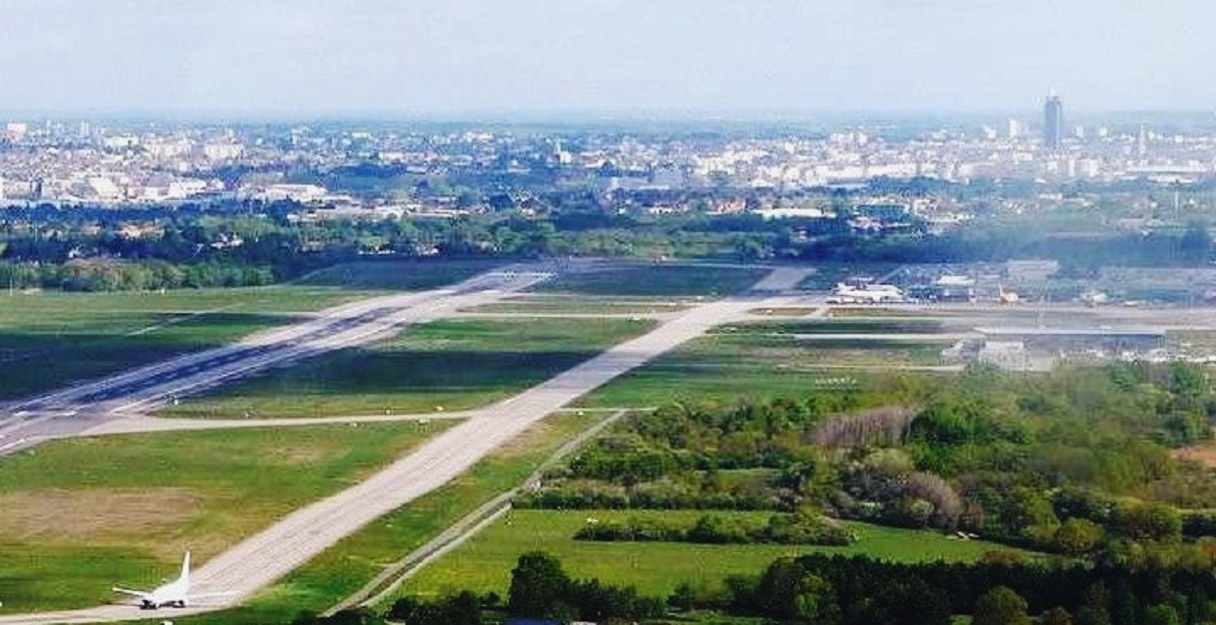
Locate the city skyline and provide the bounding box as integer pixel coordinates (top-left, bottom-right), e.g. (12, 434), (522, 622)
(1, 1), (1214, 118)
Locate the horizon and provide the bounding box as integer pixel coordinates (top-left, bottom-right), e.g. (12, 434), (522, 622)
(4, 106), (1216, 126)
(2, 1), (1214, 117)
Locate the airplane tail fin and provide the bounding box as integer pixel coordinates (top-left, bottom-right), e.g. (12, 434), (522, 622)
(180, 551), (191, 585)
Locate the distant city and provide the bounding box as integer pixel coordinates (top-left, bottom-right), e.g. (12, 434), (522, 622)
(1, 97), (1214, 215)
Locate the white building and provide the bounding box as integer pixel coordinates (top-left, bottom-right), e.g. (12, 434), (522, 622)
(257, 183), (328, 202)
(203, 143), (244, 161)
(87, 177), (123, 201)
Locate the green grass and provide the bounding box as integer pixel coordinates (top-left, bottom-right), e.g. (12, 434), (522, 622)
(293, 259), (507, 290)
(0, 259), (516, 400)
(0, 286), (383, 399)
(0, 545), (162, 616)
(462, 294), (692, 315)
(0, 285), (378, 318)
(536, 264), (769, 297)
(718, 319), (944, 335)
(0, 421), (448, 613)
(160, 317), (656, 418)
(402, 509), (1015, 600)
(748, 306), (822, 316)
(578, 352), (862, 408)
(161, 411), (607, 625)
(577, 333), (953, 408)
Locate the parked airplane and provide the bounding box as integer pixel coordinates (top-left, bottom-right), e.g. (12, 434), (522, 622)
(828, 283), (904, 304)
(112, 552), (229, 609)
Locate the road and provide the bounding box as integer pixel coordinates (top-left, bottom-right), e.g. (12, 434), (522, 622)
(0, 268), (552, 456)
(0, 289), (763, 624)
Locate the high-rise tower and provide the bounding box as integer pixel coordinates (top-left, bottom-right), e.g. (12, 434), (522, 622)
(1043, 94), (1064, 150)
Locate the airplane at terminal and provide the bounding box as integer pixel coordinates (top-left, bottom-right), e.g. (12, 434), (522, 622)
(828, 282), (904, 304)
(112, 552), (229, 610)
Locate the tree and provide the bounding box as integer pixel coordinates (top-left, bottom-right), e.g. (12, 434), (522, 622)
(390, 592), (485, 625)
(973, 586), (1030, 625)
(793, 573), (840, 625)
(1178, 221), (1211, 265)
(507, 551), (572, 619)
(1053, 518), (1104, 555)
(1114, 502), (1182, 543)
(1144, 604), (1182, 625)
(1074, 606), (1111, 625)
(387, 596), (423, 622)
(1040, 607), (1073, 625)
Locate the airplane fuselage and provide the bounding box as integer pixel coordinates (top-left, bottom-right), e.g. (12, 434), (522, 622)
(141, 597), (187, 610)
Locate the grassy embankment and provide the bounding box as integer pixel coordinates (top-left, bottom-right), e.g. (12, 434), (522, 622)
(0, 421), (447, 613)
(159, 317), (655, 419)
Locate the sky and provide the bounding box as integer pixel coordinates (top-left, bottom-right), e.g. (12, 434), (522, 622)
(1, 0), (1214, 118)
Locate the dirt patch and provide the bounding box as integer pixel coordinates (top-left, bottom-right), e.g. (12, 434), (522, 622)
(0, 488), (204, 544)
(1173, 446), (1216, 468)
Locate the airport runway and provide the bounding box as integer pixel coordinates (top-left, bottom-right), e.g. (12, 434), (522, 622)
(0, 268), (553, 456)
(7, 269), (1212, 623)
(0, 286), (773, 624)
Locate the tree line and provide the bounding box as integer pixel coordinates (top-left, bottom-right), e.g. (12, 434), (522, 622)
(292, 549), (1216, 625)
(574, 510), (855, 546)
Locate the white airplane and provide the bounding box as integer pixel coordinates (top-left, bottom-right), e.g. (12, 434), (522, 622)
(112, 552), (230, 610)
(829, 283), (904, 303)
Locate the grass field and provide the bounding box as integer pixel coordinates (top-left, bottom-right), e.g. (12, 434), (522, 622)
(162, 411), (608, 625)
(0, 259), (512, 400)
(748, 306), (822, 316)
(293, 259), (506, 291)
(159, 317), (656, 418)
(536, 263), (769, 297)
(0, 286), (386, 399)
(402, 509), (1015, 600)
(577, 331), (951, 408)
(0, 421), (447, 613)
(462, 294), (692, 315)
(717, 319), (945, 335)
(706, 331), (950, 362)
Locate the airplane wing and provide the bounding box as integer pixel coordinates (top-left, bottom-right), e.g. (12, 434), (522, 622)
(111, 586), (149, 598)
(188, 591), (236, 599)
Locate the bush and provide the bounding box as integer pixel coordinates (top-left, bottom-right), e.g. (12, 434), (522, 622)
(574, 512), (855, 546)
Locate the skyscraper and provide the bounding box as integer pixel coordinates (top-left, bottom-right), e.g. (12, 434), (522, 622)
(1043, 94), (1063, 150)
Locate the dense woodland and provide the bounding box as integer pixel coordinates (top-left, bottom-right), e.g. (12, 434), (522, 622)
(521, 363), (1216, 558)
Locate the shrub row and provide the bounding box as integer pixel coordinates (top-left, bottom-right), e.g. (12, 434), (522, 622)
(574, 512), (855, 546)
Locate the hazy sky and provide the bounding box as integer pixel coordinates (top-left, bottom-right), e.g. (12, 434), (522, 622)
(2, 0), (1214, 117)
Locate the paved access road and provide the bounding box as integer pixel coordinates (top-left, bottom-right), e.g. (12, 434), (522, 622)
(0, 287), (772, 624)
(0, 268), (552, 456)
